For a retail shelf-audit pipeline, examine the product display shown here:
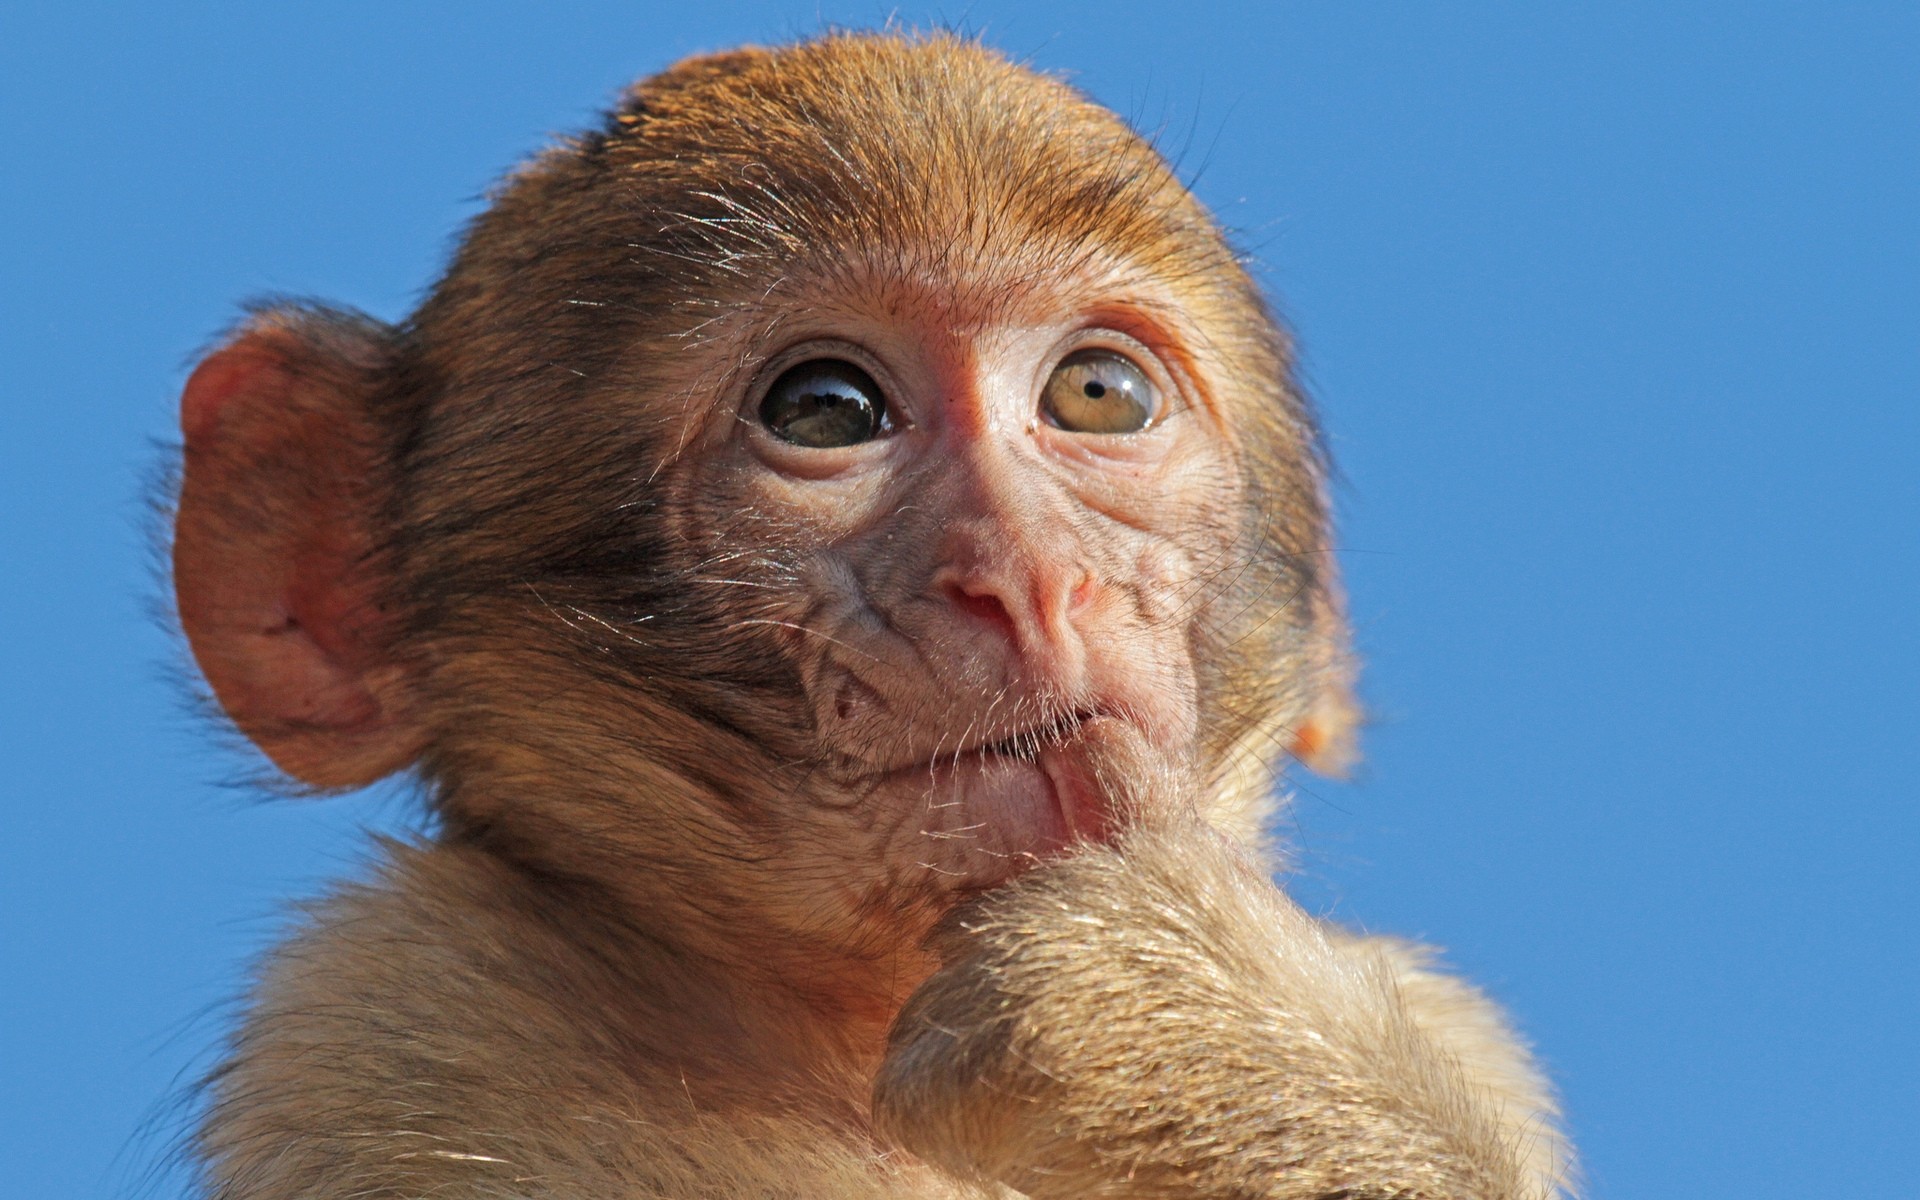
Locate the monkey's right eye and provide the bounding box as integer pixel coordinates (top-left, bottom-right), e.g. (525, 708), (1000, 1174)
(759, 360), (888, 448)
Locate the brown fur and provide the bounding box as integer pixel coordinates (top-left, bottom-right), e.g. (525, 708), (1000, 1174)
(172, 32), (1572, 1199)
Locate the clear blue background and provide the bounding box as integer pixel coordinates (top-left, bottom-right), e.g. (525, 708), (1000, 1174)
(4, 3), (1914, 1196)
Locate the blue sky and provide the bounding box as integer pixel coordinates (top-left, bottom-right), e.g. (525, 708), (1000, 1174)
(2, 3), (1914, 1196)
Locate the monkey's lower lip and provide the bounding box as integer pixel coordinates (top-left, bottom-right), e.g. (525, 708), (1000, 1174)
(969, 711), (1130, 848)
(968, 710), (1127, 844)
(1032, 714), (1131, 844)
(862, 712), (1126, 878)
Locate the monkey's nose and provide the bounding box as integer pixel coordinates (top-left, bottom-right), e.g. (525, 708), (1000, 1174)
(937, 561), (1099, 680)
(943, 581), (1021, 646)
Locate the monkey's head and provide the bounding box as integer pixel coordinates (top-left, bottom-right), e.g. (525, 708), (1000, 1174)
(174, 34), (1354, 958)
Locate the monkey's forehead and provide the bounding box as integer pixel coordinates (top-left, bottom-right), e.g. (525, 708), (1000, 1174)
(446, 34), (1245, 320)
(402, 31), (1306, 466)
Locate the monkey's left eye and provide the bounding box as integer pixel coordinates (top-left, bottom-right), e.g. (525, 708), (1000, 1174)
(1041, 349), (1158, 434)
(759, 359), (888, 448)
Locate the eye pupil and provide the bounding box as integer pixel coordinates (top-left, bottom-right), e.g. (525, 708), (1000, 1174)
(1042, 349), (1156, 434)
(759, 359), (886, 448)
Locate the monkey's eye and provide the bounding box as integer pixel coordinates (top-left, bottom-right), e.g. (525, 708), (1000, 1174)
(1041, 349), (1158, 434)
(759, 359), (888, 448)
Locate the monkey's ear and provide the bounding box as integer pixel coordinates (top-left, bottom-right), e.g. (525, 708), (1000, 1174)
(173, 309), (424, 790)
(1288, 583), (1362, 778)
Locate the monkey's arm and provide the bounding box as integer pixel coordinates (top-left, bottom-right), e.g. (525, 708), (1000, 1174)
(875, 827), (1569, 1200)
(1351, 934), (1573, 1197)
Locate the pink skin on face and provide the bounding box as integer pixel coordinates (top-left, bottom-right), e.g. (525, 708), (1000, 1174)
(679, 280), (1228, 889)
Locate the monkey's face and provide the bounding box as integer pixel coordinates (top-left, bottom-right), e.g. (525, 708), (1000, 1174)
(173, 36), (1352, 954)
(652, 267), (1241, 891)
(383, 40), (1354, 933)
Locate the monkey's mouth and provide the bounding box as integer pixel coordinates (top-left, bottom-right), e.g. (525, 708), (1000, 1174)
(975, 708), (1096, 763)
(831, 702), (1143, 883)
(850, 704), (1104, 778)
(949, 707), (1126, 848)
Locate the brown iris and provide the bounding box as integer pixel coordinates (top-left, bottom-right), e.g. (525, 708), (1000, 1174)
(1040, 349), (1157, 434)
(760, 359), (887, 447)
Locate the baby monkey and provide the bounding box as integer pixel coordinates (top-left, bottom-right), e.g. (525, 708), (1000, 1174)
(172, 32), (1572, 1200)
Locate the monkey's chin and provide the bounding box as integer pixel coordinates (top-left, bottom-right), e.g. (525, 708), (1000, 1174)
(869, 753), (1070, 892)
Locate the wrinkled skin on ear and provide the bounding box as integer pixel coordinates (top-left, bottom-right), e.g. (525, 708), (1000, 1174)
(174, 308), (423, 789)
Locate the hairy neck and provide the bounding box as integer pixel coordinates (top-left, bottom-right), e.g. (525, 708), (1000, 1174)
(438, 781), (937, 1117)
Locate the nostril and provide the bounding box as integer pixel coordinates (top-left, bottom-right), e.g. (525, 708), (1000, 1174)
(945, 581), (1019, 643)
(1068, 570), (1098, 613)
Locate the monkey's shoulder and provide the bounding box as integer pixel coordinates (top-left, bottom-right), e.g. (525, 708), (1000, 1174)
(199, 842), (990, 1199)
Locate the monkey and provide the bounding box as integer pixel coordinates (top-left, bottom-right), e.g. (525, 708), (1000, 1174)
(169, 31), (1573, 1200)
